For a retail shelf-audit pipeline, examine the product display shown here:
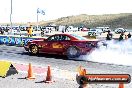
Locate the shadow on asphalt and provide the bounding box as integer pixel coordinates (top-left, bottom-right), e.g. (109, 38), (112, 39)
(17, 52), (68, 60)
(35, 81), (45, 83)
(17, 52), (86, 62)
(17, 77), (26, 79)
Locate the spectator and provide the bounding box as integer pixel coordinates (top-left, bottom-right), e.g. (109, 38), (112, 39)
(62, 29), (64, 33)
(41, 30), (45, 37)
(119, 32), (124, 41)
(125, 35), (128, 40)
(27, 25), (33, 37)
(127, 32), (131, 38)
(0, 30), (4, 35)
(106, 30), (113, 40)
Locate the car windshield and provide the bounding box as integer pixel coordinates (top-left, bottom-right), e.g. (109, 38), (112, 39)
(70, 34), (88, 40)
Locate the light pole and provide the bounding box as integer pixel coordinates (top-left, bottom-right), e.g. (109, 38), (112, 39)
(10, 0), (13, 34)
(37, 8), (39, 31)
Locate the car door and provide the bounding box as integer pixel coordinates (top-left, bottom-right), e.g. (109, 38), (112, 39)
(48, 35), (71, 53)
(49, 35), (64, 53)
(40, 35), (63, 53)
(58, 35), (71, 52)
(38, 39), (51, 53)
(38, 35), (58, 53)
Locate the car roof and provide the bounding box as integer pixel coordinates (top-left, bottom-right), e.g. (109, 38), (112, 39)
(54, 33), (70, 36)
(53, 33), (86, 41)
(53, 33), (78, 40)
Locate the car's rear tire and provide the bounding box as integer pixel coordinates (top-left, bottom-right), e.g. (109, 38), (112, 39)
(67, 46), (80, 58)
(29, 45), (39, 55)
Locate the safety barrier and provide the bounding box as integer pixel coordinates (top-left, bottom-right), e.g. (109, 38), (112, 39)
(0, 35), (43, 46)
(0, 61), (18, 78)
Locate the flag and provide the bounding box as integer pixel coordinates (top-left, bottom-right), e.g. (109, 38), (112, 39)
(37, 8), (45, 15)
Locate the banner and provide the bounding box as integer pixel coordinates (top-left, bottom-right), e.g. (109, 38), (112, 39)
(0, 36), (43, 46)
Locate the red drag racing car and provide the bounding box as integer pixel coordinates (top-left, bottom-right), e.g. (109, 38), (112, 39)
(24, 34), (101, 58)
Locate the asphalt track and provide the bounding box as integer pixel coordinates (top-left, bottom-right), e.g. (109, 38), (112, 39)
(0, 45), (132, 87)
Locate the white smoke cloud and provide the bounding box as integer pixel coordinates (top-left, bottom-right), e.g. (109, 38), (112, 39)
(86, 39), (132, 66)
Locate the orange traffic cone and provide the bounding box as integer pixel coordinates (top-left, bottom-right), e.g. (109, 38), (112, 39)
(78, 68), (88, 88)
(82, 69), (87, 87)
(26, 63), (35, 80)
(78, 66), (83, 76)
(44, 65), (53, 83)
(80, 69), (86, 75)
(118, 83), (124, 88)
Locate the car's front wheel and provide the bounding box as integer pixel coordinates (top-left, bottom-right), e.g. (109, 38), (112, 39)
(29, 45), (39, 55)
(67, 46), (80, 58)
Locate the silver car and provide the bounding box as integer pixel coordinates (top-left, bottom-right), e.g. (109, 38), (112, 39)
(114, 28), (127, 34)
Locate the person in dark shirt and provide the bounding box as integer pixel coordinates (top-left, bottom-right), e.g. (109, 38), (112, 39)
(119, 32), (124, 41)
(0, 30), (4, 35)
(127, 32), (131, 38)
(106, 30), (113, 40)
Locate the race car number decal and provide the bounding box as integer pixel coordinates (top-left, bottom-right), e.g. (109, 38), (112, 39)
(52, 43), (63, 48)
(38, 43), (47, 48)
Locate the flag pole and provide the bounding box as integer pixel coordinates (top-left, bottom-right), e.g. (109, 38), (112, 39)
(10, 0), (13, 34)
(36, 8), (45, 31)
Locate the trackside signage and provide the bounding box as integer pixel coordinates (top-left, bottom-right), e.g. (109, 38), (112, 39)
(0, 36), (43, 46)
(77, 74), (131, 85)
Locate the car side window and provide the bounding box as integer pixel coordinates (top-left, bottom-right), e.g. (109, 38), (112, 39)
(47, 35), (60, 41)
(47, 35), (71, 41)
(61, 35), (71, 41)
(66, 36), (71, 40)
(58, 35), (62, 41)
(47, 36), (55, 41)
(47, 36), (56, 41)
(54, 35), (59, 41)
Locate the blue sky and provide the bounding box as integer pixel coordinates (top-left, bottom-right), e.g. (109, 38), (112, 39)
(0, 0), (132, 23)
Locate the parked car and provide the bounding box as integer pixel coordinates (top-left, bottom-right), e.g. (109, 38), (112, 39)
(24, 33), (104, 58)
(88, 29), (103, 36)
(81, 27), (90, 32)
(96, 27), (111, 33)
(114, 28), (127, 34)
